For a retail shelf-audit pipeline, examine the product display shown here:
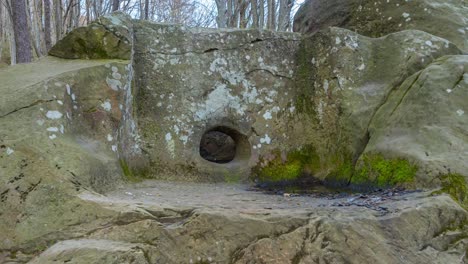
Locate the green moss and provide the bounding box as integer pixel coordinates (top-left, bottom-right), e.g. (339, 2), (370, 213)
(436, 173), (468, 209)
(119, 159), (142, 182)
(223, 171), (243, 183)
(254, 145), (320, 183)
(352, 154), (417, 188)
(325, 156), (354, 186)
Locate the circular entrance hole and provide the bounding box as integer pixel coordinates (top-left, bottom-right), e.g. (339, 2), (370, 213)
(199, 126), (250, 164)
(200, 130), (236, 163)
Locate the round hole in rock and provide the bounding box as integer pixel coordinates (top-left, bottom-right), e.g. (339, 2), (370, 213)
(200, 130), (236, 164)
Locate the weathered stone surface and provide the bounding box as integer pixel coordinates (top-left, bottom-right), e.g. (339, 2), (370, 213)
(0, 57), (134, 254)
(1, 12), (468, 264)
(293, 0), (468, 52)
(131, 21), (302, 182)
(266, 27), (460, 186)
(127, 21), (462, 186)
(28, 240), (150, 264)
(360, 55), (468, 187)
(22, 182), (468, 264)
(49, 12), (132, 59)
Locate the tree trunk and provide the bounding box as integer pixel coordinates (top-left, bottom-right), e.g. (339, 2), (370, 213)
(258, 0), (264, 28)
(54, 0), (63, 41)
(215, 0), (227, 28)
(267, 0), (275, 30)
(277, 0), (292, 31)
(250, 0), (258, 28)
(11, 0), (32, 63)
(239, 0), (248, 28)
(144, 0), (149, 19)
(112, 0), (119, 11)
(86, 0), (91, 24)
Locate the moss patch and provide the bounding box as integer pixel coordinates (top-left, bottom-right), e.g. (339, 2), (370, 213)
(351, 153), (417, 189)
(436, 173), (468, 209)
(254, 145), (320, 183)
(119, 159), (142, 182)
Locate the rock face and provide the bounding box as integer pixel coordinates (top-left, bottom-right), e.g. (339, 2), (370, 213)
(1, 9), (468, 263)
(362, 55), (468, 187)
(293, 0), (468, 52)
(131, 21), (302, 181)
(49, 12), (132, 59)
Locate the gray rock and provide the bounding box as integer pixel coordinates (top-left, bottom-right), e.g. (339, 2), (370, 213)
(49, 12), (132, 59)
(294, 0), (468, 52)
(362, 55), (468, 186)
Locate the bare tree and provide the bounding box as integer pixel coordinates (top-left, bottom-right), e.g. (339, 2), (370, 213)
(266, 0), (275, 30)
(112, 0), (119, 11)
(250, 0), (259, 28)
(215, 0), (227, 28)
(44, 0), (52, 51)
(144, 0), (149, 19)
(277, 0), (292, 31)
(11, 0), (32, 63)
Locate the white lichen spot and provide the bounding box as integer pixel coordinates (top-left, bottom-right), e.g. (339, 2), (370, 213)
(358, 63), (366, 71)
(260, 134), (271, 144)
(49, 134), (57, 140)
(111, 66), (118, 72)
(106, 77), (122, 91)
(165, 133), (175, 158)
(6, 147), (14, 156)
(47, 127), (59, 132)
(245, 55), (250, 60)
(402, 12), (410, 18)
(111, 145), (118, 152)
(179, 135), (189, 145)
(60, 125), (64, 134)
(257, 143), (262, 149)
(36, 119), (45, 126)
(66, 84), (71, 95)
(456, 109), (464, 116)
(446, 89), (452, 93)
(46, 111), (63, 119)
(71, 93), (76, 101)
(263, 111), (272, 120)
(112, 72), (122, 80)
(57, 100), (63, 105)
(107, 134), (114, 141)
(335, 37), (341, 45)
(173, 125), (180, 135)
(323, 79), (329, 94)
(425, 40), (433, 47)
(101, 101), (112, 112)
(209, 58), (228, 72)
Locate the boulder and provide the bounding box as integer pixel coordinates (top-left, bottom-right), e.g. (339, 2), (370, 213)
(49, 12), (132, 59)
(293, 0), (468, 52)
(357, 55), (468, 188)
(0, 57), (134, 253)
(267, 27), (461, 186)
